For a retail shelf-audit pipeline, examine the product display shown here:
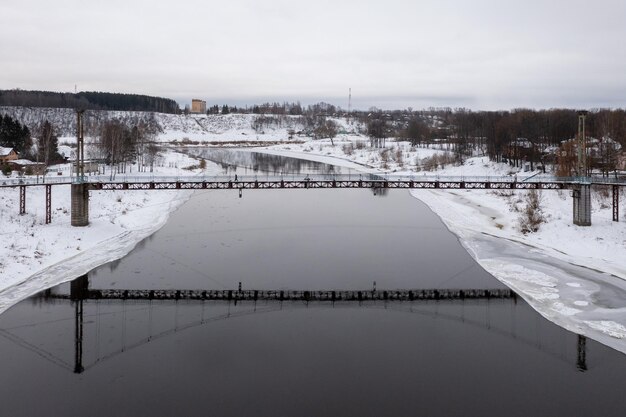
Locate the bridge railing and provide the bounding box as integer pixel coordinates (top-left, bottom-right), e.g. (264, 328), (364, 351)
(2, 173), (625, 187)
(0, 176), (74, 187)
(80, 173), (623, 185)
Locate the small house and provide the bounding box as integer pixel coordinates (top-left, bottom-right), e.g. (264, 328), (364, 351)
(0, 147), (18, 163)
(7, 159), (46, 175)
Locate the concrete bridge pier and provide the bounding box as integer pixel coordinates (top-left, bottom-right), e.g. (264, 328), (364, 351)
(71, 183), (89, 226)
(573, 184), (591, 226)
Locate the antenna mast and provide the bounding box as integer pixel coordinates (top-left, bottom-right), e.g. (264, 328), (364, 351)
(348, 88), (352, 123)
(348, 88), (352, 114)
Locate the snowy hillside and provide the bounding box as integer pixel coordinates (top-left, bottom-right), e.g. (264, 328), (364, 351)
(0, 106), (361, 143)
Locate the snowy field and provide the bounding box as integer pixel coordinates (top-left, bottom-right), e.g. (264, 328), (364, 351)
(1, 136), (626, 354)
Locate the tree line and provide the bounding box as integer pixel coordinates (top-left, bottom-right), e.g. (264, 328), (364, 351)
(0, 89), (179, 114)
(361, 108), (625, 170)
(203, 101), (338, 116)
(91, 121), (159, 178)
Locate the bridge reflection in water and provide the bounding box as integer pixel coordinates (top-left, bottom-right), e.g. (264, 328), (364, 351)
(2, 275), (588, 375)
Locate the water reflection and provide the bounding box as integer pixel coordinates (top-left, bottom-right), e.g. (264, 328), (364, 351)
(3, 278), (626, 416)
(4, 275), (591, 377)
(183, 148), (350, 176)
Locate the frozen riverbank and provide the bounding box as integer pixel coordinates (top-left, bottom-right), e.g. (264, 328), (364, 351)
(0, 151), (214, 313)
(257, 140), (626, 354)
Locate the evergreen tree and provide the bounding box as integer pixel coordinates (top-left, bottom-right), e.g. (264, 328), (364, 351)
(0, 115), (31, 155)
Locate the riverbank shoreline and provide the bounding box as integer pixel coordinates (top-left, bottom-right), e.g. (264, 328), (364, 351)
(0, 151), (209, 313)
(254, 143), (626, 353)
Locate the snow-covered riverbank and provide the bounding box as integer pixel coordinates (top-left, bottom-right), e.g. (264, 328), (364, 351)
(256, 139), (626, 353)
(0, 151), (216, 313)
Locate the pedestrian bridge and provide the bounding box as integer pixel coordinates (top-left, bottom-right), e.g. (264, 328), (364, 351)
(2, 173), (625, 189)
(2, 173), (623, 225)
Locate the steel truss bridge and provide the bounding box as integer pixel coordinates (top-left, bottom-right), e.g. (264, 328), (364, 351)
(2, 173), (624, 224)
(49, 287), (516, 302)
(3, 173), (626, 190)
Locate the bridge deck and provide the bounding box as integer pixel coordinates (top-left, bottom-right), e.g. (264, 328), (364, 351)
(2, 174), (625, 189)
(49, 288), (516, 302)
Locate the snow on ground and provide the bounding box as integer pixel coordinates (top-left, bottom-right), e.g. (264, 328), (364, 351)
(2, 134), (626, 354)
(256, 139), (626, 354)
(0, 151), (219, 313)
(1, 106), (361, 144)
(155, 114), (361, 143)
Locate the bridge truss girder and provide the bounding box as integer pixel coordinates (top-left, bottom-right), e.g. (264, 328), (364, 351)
(51, 288), (515, 302)
(86, 179), (570, 191)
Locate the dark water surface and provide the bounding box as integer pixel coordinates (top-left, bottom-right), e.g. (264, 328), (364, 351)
(1, 150), (625, 417)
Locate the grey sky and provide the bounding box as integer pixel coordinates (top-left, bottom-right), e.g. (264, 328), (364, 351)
(1, 0), (625, 110)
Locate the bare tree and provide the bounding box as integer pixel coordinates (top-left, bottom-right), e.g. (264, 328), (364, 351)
(367, 118), (387, 148)
(145, 144), (160, 173)
(98, 121), (127, 179)
(313, 118), (338, 145)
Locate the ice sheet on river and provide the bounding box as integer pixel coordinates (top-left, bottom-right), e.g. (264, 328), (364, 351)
(455, 228), (626, 354)
(258, 149), (626, 354)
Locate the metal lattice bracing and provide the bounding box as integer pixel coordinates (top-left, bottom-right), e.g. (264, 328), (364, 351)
(49, 287), (516, 302)
(578, 111), (588, 177)
(614, 185), (620, 222)
(45, 185), (51, 224)
(84, 179), (573, 191)
(75, 110), (85, 182)
(19, 185), (25, 215)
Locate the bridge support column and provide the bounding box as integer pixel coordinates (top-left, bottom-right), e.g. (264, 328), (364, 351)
(613, 185), (619, 222)
(19, 185), (26, 215)
(71, 183), (89, 227)
(572, 184), (591, 226)
(45, 184), (52, 224)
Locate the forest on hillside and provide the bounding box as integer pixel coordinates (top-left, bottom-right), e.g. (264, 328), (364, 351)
(0, 90), (179, 114)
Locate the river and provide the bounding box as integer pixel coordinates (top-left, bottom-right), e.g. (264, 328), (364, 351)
(0, 149), (625, 417)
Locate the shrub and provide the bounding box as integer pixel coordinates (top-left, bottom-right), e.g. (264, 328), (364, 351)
(380, 149), (390, 169)
(518, 190), (545, 234)
(394, 148), (404, 167)
(1, 164), (11, 176)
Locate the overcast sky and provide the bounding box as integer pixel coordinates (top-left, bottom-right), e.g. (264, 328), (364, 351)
(1, 0), (625, 110)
